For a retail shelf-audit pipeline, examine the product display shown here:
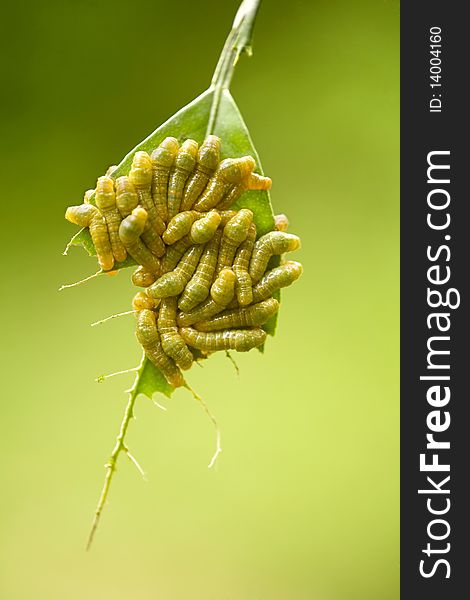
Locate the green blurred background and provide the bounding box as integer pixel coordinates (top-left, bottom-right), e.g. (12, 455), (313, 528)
(0, 0), (398, 598)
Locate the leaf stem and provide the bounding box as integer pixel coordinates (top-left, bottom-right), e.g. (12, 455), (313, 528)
(206, 0), (262, 135)
(86, 354), (146, 550)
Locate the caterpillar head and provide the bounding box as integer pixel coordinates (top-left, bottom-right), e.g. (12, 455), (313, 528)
(129, 151), (153, 187)
(176, 139), (198, 172)
(95, 176), (116, 211)
(224, 208), (253, 243)
(132, 291), (158, 311)
(218, 156), (256, 183)
(197, 135), (221, 171)
(65, 203), (97, 227)
(150, 137), (179, 167)
(190, 210), (221, 244)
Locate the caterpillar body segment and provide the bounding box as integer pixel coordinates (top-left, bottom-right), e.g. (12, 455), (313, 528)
(180, 327), (267, 353)
(129, 151), (165, 235)
(150, 137), (179, 223)
(195, 298), (279, 332)
(157, 297), (193, 370)
(162, 211), (200, 245)
(65, 203), (114, 271)
(147, 244), (205, 299)
(233, 267), (253, 306)
(232, 222), (256, 305)
(167, 139), (198, 220)
(161, 236), (193, 274)
(216, 209), (253, 272)
(141, 221), (166, 257)
(136, 309), (185, 388)
(251, 261), (303, 303)
(249, 232), (301, 283)
(131, 266), (157, 288)
(95, 176), (127, 263)
(118, 208), (160, 274)
(210, 268), (236, 306)
(115, 176), (139, 218)
(193, 156), (256, 212)
(181, 135), (221, 211)
(178, 230), (222, 312)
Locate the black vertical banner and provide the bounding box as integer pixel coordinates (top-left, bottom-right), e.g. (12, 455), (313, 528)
(401, 2), (468, 598)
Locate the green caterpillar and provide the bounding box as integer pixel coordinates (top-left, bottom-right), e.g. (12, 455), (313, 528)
(180, 327), (267, 352)
(195, 298), (279, 332)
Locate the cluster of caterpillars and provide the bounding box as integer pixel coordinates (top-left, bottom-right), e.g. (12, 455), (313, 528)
(65, 135), (302, 388)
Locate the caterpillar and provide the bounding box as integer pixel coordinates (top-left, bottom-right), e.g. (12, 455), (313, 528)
(65, 203), (114, 271)
(94, 176), (127, 263)
(136, 309), (185, 388)
(167, 139), (198, 220)
(150, 137), (179, 223)
(115, 176), (139, 219)
(248, 231), (301, 283)
(158, 297), (194, 371)
(233, 222), (256, 306)
(251, 260), (303, 303)
(129, 152), (166, 256)
(195, 298), (279, 332)
(216, 209), (253, 273)
(177, 230), (222, 312)
(179, 327), (267, 353)
(193, 156), (257, 211)
(162, 210), (201, 245)
(118, 208), (161, 274)
(181, 135), (221, 212)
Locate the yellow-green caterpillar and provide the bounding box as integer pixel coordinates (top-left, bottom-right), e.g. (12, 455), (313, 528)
(216, 208), (253, 273)
(95, 176), (127, 263)
(181, 135), (221, 212)
(195, 298), (279, 332)
(150, 137), (179, 224)
(158, 297), (194, 371)
(177, 230), (222, 312)
(251, 261), (303, 303)
(162, 210), (201, 245)
(167, 139), (198, 220)
(118, 207), (161, 274)
(180, 327), (267, 352)
(249, 231), (301, 283)
(115, 176), (139, 219)
(233, 222), (257, 306)
(136, 309), (185, 388)
(193, 156), (256, 211)
(65, 203), (114, 271)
